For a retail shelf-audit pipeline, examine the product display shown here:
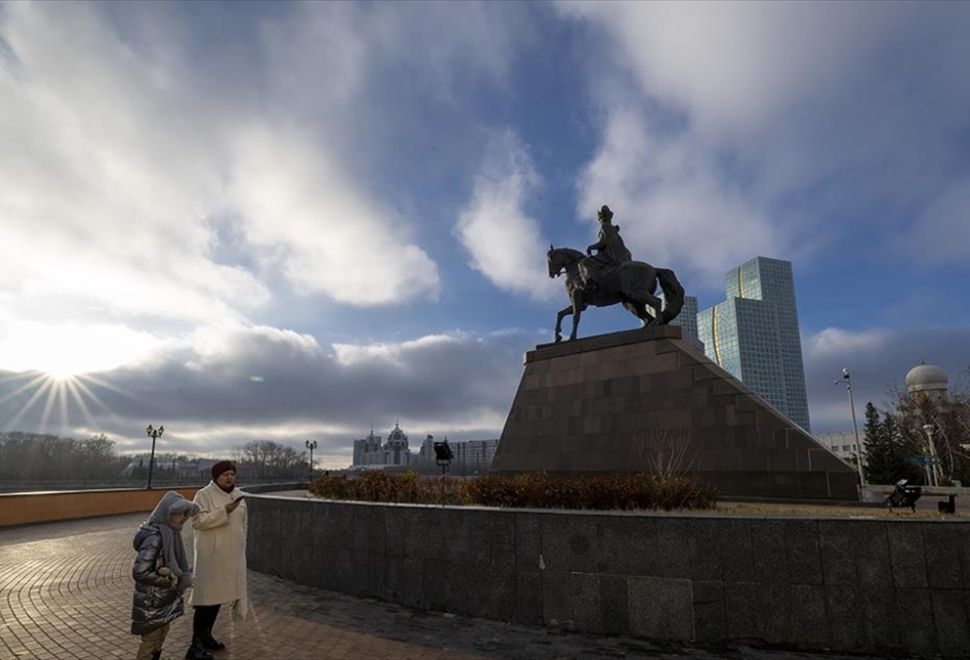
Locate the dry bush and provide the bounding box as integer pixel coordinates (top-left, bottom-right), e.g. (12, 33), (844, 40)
(310, 470), (466, 504)
(312, 470), (717, 511)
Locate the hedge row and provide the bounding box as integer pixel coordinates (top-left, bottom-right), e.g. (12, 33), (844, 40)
(309, 470), (717, 511)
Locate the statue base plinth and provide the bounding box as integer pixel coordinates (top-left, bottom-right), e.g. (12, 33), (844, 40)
(491, 326), (857, 500)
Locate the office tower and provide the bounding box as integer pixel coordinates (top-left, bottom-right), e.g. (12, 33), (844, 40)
(671, 295), (701, 349)
(696, 257), (811, 431)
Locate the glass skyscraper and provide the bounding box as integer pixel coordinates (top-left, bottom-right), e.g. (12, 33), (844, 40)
(696, 257), (811, 431)
(670, 295), (702, 351)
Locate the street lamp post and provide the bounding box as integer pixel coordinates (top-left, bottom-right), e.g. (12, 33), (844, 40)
(305, 439), (318, 483)
(922, 423), (941, 486)
(840, 368), (865, 488)
(145, 424), (164, 490)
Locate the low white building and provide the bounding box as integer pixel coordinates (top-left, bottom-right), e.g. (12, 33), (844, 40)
(815, 431), (866, 466)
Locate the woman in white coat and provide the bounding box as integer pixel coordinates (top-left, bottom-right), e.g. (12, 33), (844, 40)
(185, 461), (248, 660)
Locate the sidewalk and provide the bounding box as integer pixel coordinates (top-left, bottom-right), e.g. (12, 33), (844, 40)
(0, 513), (905, 659)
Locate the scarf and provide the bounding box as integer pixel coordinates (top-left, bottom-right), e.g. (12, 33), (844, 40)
(144, 490), (196, 592)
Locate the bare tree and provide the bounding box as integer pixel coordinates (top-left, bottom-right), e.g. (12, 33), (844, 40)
(632, 421), (695, 478)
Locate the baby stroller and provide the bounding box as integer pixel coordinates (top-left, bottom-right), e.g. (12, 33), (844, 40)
(886, 479), (921, 512)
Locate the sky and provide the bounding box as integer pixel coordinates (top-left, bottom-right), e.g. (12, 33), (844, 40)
(2, 1), (970, 466)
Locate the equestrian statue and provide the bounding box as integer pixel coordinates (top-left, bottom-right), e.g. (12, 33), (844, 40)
(547, 205), (684, 343)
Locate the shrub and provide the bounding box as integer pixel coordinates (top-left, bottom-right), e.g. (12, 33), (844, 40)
(310, 471), (717, 511)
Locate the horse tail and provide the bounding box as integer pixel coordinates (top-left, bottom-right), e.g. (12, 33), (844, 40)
(656, 268), (684, 324)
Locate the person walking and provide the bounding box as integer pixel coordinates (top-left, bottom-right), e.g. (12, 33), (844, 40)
(185, 461), (248, 659)
(131, 491), (198, 660)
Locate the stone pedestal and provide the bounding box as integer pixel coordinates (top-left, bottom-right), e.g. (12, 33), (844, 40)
(491, 326), (858, 500)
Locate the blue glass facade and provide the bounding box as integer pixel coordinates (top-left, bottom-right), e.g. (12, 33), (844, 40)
(670, 295), (702, 350)
(697, 257), (811, 431)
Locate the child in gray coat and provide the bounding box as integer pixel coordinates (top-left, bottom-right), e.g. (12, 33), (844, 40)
(130, 491), (199, 660)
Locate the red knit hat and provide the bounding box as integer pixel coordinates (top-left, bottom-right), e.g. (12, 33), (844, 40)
(211, 460), (236, 481)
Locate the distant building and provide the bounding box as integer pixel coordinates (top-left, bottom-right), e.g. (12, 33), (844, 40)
(352, 429), (383, 466)
(119, 454), (212, 480)
(670, 295), (702, 350)
(905, 363), (949, 401)
(451, 439), (500, 474)
(351, 423), (498, 474)
(697, 257), (811, 431)
(352, 423), (412, 468)
(816, 431), (866, 466)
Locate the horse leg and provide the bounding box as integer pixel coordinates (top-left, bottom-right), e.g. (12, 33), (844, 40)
(624, 300), (653, 327)
(643, 293), (664, 326)
(569, 294), (585, 341)
(554, 305), (573, 343)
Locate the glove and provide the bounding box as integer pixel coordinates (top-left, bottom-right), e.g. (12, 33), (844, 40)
(158, 567), (178, 588)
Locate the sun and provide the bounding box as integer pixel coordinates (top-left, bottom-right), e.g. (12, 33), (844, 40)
(42, 364), (81, 382)
(0, 321), (162, 380)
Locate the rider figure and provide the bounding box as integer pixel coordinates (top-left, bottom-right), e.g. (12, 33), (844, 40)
(579, 205), (632, 292)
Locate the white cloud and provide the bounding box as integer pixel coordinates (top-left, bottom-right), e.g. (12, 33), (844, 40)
(455, 130), (558, 300)
(558, 1), (970, 281)
(804, 327), (891, 361)
(575, 107), (788, 286)
(228, 125), (440, 305)
(0, 3), (266, 326)
(0, 0), (451, 358)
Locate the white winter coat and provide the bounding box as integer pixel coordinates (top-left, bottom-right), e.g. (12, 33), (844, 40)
(189, 481), (248, 619)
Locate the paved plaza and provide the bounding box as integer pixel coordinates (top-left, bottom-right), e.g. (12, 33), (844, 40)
(0, 511), (920, 660)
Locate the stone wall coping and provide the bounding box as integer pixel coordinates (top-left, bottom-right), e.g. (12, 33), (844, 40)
(0, 485), (201, 498)
(290, 495), (970, 525)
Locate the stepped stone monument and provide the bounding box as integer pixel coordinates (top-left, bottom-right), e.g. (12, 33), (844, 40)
(491, 325), (858, 500)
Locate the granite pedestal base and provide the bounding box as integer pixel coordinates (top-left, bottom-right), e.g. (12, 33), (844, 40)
(491, 326), (858, 500)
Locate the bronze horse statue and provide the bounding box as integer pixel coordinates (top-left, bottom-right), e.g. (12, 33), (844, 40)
(547, 246), (684, 342)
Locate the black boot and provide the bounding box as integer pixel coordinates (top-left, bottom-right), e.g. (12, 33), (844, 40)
(151, 652), (161, 660)
(184, 641), (213, 660)
(200, 629), (225, 651)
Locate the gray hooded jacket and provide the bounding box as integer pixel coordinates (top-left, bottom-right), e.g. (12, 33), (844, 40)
(130, 492), (196, 635)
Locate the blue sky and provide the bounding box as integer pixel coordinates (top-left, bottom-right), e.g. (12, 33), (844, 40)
(2, 1), (969, 464)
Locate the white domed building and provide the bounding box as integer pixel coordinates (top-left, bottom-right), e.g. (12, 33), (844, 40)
(905, 363), (949, 401)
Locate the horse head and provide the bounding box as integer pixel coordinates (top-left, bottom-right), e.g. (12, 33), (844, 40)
(547, 246), (585, 276)
(547, 244), (560, 278)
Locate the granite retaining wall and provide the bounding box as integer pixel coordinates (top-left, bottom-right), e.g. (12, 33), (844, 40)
(247, 495), (970, 657)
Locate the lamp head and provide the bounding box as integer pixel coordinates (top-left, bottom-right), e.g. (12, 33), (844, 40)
(433, 440), (453, 462)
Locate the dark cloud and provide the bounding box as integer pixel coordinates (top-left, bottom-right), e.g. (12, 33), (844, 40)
(804, 326), (970, 433)
(0, 327), (535, 463)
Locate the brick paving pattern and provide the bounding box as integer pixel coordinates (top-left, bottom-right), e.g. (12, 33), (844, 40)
(0, 512), (916, 659)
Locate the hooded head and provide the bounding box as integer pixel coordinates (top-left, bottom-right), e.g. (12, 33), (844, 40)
(147, 491), (199, 529)
(137, 491), (197, 590)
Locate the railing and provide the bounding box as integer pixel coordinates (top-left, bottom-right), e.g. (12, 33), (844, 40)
(0, 482), (307, 527)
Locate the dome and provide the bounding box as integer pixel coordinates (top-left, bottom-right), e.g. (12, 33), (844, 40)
(905, 363), (949, 393)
